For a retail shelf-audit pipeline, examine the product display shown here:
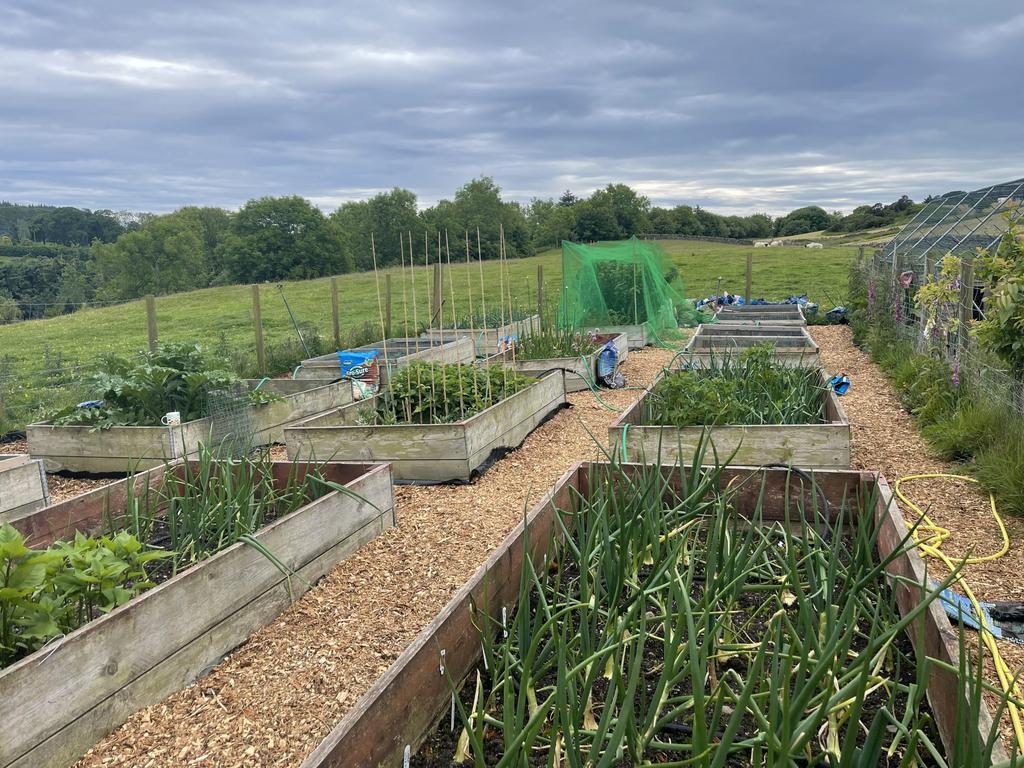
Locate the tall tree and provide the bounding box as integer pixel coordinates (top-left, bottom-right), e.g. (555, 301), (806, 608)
(332, 188), (419, 270)
(220, 196), (352, 282)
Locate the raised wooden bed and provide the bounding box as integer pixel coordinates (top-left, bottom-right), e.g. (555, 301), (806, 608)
(284, 372), (566, 482)
(26, 378), (356, 473)
(587, 322), (648, 349)
(0, 460), (395, 768)
(295, 336), (476, 382)
(717, 304), (805, 324)
(683, 324), (819, 366)
(0, 454), (49, 520)
(422, 314), (542, 357)
(299, 462), (1006, 767)
(503, 333), (627, 393)
(609, 368), (850, 467)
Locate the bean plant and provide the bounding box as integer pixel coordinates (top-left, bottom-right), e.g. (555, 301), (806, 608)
(647, 344), (824, 426)
(376, 361), (534, 425)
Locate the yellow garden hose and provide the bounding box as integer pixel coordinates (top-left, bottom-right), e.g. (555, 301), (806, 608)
(894, 473), (1024, 753)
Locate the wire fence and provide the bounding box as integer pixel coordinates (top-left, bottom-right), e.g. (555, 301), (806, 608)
(867, 177), (1024, 415)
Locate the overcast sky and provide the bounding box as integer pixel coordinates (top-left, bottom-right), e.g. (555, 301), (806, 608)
(2, 1), (1022, 216)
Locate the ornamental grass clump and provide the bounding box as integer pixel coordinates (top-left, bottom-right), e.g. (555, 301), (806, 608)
(514, 327), (599, 360)
(647, 344), (824, 426)
(375, 361), (534, 425)
(430, 454), (1014, 767)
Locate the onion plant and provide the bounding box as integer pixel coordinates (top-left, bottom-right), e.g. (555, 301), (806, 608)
(117, 445), (326, 575)
(439, 451), (1021, 766)
(647, 344), (824, 426)
(513, 328), (599, 361)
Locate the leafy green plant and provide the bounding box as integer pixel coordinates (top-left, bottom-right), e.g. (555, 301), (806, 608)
(915, 254), (962, 351)
(0, 523), (166, 668)
(646, 344), (824, 426)
(975, 223), (1024, 376)
(513, 327), (597, 360)
(49, 342), (279, 428)
(377, 361), (533, 424)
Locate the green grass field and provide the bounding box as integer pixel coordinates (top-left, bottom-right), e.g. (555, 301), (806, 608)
(0, 240), (856, 432)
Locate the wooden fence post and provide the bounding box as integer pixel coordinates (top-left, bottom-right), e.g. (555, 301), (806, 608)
(431, 263), (443, 327)
(252, 284), (266, 375)
(958, 258), (973, 359)
(145, 295), (158, 352)
(331, 277), (341, 349)
(384, 273), (393, 338)
(745, 253), (753, 304)
(537, 265), (544, 328)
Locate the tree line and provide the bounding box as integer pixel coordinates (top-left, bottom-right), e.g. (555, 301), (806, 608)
(0, 184), (926, 323)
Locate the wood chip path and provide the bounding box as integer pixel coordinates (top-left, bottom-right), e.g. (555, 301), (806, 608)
(74, 348), (677, 768)
(811, 325), (1024, 751)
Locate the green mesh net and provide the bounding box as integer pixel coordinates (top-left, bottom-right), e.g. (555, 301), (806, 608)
(556, 237), (707, 344)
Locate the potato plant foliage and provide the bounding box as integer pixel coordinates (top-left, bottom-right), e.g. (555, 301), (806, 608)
(0, 523), (168, 667)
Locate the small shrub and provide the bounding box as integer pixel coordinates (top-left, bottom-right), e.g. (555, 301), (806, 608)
(921, 401), (1005, 461)
(48, 342), (278, 428)
(972, 426), (1024, 516)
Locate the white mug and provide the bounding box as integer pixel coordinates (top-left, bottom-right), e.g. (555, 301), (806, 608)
(161, 411), (181, 426)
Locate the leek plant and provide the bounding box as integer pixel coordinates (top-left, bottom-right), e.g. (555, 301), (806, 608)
(648, 344), (824, 426)
(441, 454), (1020, 766)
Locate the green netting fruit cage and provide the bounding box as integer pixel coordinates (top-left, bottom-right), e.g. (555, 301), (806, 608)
(556, 236), (706, 344)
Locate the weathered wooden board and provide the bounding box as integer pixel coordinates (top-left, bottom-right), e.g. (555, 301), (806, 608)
(682, 325), (820, 367)
(0, 461), (395, 768)
(610, 368), (849, 468)
(700, 324), (807, 336)
(0, 455), (49, 520)
(301, 463), (1003, 767)
(587, 323), (648, 349)
(25, 380), (354, 473)
(284, 372), (566, 482)
(717, 304), (805, 324)
(422, 314), (542, 357)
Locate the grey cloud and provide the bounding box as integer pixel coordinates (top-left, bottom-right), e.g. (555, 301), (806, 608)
(0, 0), (1021, 215)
